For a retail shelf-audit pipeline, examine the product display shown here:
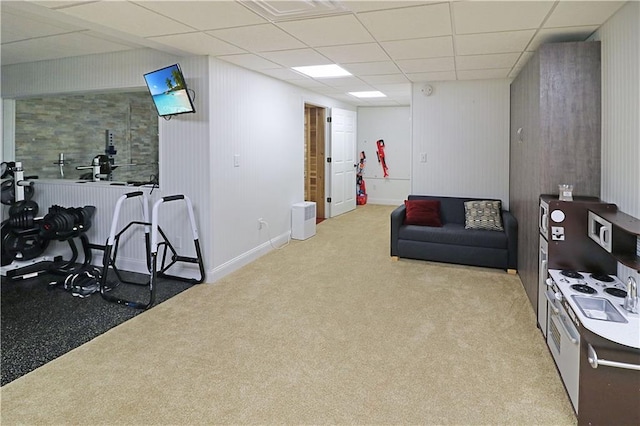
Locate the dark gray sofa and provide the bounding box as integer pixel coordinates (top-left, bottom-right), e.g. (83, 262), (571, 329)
(390, 195), (517, 271)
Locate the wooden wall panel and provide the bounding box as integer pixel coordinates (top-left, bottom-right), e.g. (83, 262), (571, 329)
(510, 42), (601, 309)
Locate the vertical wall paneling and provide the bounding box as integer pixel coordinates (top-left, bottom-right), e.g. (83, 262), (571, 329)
(207, 58), (355, 280)
(592, 1), (640, 273)
(155, 56), (210, 279)
(594, 1), (640, 218)
(411, 80), (510, 208)
(509, 41), (602, 308)
(357, 106), (411, 205)
(2, 49), (357, 282)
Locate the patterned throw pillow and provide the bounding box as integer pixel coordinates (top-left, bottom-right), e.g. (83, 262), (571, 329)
(464, 200), (504, 231)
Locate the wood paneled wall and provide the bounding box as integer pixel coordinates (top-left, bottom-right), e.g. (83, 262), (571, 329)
(510, 42), (602, 309)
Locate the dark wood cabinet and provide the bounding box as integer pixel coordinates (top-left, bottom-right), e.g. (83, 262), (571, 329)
(578, 327), (640, 426)
(510, 41), (602, 309)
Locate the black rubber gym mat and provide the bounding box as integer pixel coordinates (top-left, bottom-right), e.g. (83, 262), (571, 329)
(1, 271), (191, 386)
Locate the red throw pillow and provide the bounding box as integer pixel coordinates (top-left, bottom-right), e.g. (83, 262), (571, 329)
(404, 200), (442, 227)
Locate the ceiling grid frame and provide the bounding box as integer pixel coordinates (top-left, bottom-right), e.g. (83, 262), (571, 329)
(1, 0), (628, 106)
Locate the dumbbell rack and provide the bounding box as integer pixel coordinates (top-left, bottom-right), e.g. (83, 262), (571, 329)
(1, 162), (58, 280)
(1, 162), (96, 281)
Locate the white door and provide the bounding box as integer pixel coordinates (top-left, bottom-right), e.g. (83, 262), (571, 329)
(329, 108), (357, 217)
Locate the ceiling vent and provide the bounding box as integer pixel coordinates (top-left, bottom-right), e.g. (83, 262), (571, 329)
(240, 0), (349, 22)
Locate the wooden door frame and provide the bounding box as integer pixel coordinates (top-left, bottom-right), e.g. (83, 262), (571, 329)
(304, 103), (326, 219)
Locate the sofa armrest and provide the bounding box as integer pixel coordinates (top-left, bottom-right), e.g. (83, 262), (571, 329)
(390, 204), (406, 256)
(502, 210), (518, 269)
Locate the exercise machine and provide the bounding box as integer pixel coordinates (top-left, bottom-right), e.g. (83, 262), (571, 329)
(100, 191), (204, 309)
(1, 161), (96, 281)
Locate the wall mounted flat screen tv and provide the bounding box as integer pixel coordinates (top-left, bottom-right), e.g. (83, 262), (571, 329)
(143, 63), (195, 117)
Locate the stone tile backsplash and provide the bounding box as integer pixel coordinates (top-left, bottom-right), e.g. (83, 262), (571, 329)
(15, 91), (159, 183)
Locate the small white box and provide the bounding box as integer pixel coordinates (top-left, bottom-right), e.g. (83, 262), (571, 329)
(291, 202), (316, 240)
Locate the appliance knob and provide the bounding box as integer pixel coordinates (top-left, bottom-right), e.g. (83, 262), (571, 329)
(555, 292), (564, 302)
(546, 278), (554, 287)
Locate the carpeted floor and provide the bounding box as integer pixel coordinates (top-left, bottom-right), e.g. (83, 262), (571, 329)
(0, 204), (576, 425)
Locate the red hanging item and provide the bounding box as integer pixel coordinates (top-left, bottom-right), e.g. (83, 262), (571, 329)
(356, 151), (367, 205)
(376, 139), (389, 177)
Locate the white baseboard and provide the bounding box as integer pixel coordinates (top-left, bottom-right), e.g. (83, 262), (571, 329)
(208, 231), (291, 283)
(366, 198), (404, 206)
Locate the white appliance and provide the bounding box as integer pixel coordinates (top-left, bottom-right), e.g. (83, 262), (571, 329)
(545, 272), (581, 413)
(546, 269), (632, 414)
(536, 196), (617, 338)
(291, 201), (316, 240)
(538, 236), (549, 337)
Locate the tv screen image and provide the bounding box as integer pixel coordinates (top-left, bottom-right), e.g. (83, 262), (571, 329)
(143, 63), (195, 117)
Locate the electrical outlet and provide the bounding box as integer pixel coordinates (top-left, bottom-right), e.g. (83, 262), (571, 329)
(174, 236), (182, 249)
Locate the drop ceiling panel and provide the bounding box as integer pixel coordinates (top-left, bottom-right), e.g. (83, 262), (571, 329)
(455, 30), (536, 55)
(316, 43), (390, 64)
(260, 68), (310, 81)
(357, 3), (452, 41)
(136, 1), (266, 30)
(1, 0), (629, 108)
(320, 76), (371, 89)
(1, 10), (82, 43)
(58, 2), (193, 37)
(406, 71), (457, 82)
(373, 83), (412, 95)
(29, 1), (85, 7)
(288, 78), (333, 89)
(148, 33), (246, 56)
(1, 32), (134, 65)
(341, 61), (401, 76)
(360, 74), (410, 85)
(207, 24), (305, 52)
(453, 1), (554, 34)
(396, 57), (456, 74)
(381, 36), (454, 60)
(240, 0), (348, 21)
(345, 1), (430, 13)
(456, 53), (521, 70)
(260, 48), (332, 67)
(217, 54), (282, 70)
(544, 1), (626, 28)
(276, 14), (374, 47)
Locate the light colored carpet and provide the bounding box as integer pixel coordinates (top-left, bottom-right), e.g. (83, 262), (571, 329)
(0, 204), (576, 425)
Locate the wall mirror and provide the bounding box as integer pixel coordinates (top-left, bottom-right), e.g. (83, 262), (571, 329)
(14, 90), (159, 184)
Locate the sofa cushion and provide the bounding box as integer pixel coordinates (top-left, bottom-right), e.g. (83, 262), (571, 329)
(464, 200), (504, 231)
(398, 223), (507, 249)
(403, 199), (442, 227)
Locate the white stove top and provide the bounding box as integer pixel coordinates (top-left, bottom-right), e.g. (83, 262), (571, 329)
(548, 269), (639, 348)
(549, 269), (627, 299)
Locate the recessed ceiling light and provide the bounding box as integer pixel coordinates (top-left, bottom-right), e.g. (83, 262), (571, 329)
(348, 91), (387, 98)
(292, 64), (352, 78)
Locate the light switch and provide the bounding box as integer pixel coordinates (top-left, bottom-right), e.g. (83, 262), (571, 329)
(233, 154), (240, 167)
(420, 153), (427, 163)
